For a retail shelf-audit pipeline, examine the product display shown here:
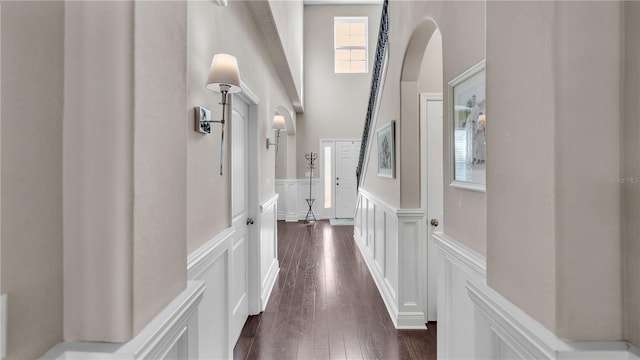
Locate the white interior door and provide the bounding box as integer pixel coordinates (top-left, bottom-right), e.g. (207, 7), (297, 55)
(335, 141), (360, 219)
(230, 96), (250, 344)
(421, 93), (443, 321)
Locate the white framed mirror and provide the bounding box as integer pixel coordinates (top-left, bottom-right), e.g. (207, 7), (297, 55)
(449, 60), (486, 192)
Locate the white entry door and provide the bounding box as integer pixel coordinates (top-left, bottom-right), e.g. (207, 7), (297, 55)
(335, 141), (360, 218)
(230, 96), (250, 345)
(421, 93), (443, 321)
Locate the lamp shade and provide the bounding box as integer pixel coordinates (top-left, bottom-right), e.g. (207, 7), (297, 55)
(206, 54), (241, 93)
(272, 115), (286, 131)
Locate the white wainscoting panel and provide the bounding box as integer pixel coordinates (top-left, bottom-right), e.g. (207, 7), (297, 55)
(185, 192), (279, 360)
(259, 194), (280, 311)
(275, 179), (298, 222)
(275, 179), (323, 221)
(397, 209), (427, 328)
(187, 227), (235, 359)
(354, 189), (425, 329)
(433, 232), (640, 360)
(41, 281), (205, 360)
(468, 281), (639, 360)
(433, 231), (486, 360)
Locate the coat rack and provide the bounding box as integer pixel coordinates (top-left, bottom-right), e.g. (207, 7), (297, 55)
(304, 152), (318, 223)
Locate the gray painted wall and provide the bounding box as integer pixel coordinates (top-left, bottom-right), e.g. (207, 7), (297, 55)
(187, 0), (296, 253)
(1, 2), (64, 357)
(63, 0), (188, 342)
(623, 0), (640, 347)
(297, 4), (381, 179)
(359, 0), (629, 343)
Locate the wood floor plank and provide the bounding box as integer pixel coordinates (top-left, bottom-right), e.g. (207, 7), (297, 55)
(234, 221), (436, 360)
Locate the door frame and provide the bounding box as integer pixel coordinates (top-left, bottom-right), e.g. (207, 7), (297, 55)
(228, 89), (251, 351)
(319, 138), (360, 219)
(420, 92), (443, 321)
(235, 82), (262, 316)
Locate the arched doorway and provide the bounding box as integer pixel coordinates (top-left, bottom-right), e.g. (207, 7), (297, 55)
(400, 19), (443, 323)
(273, 105), (295, 180)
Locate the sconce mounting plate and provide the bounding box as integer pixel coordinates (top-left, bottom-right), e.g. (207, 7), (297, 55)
(195, 106), (212, 134)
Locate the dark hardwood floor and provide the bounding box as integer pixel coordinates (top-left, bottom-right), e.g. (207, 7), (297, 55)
(234, 220), (437, 360)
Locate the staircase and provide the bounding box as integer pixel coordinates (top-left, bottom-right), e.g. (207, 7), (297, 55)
(355, 0), (390, 186)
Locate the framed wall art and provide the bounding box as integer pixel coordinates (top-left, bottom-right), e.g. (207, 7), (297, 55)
(377, 120), (395, 178)
(449, 60), (486, 191)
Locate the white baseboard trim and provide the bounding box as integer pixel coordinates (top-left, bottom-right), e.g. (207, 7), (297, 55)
(261, 258), (279, 311)
(41, 281), (205, 360)
(397, 312), (429, 329)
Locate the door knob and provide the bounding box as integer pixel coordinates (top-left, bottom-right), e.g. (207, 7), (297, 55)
(246, 217), (254, 225)
(336, 183), (339, 186)
(430, 219), (439, 227)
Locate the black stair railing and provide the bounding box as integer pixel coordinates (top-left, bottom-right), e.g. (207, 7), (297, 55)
(356, 0), (389, 187)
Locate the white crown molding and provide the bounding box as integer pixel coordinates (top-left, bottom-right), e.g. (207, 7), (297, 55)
(238, 80), (260, 106)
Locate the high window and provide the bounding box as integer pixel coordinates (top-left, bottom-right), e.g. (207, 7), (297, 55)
(334, 17), (368, 73)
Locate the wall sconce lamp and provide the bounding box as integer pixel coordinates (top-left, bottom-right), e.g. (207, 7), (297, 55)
(267, 115), (286, 151)
(195, 53), (242, 175)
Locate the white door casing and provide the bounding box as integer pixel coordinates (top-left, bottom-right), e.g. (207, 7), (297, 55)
(421, 93), (443, 321)
(335, 141), (360, 219)
(230, 95), (250, 345)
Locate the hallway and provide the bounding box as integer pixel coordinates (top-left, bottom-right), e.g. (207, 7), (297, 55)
(234, 221), (436, 360)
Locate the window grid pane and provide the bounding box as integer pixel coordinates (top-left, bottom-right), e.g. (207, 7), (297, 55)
(350, 22), (366, 35)
(335, 60), (350, 73)
(336, 49), (350, 61)
(335, 34), (350, 47)
(350, 61), (366, 73)
(350, 35), (366, 47)
(334, 17), (368, 73)
(351, 49), (366, 61)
